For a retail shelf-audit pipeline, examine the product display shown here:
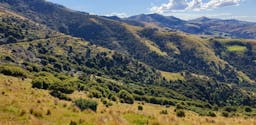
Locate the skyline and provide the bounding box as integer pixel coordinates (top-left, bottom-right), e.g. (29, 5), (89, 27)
(47, 0), (256, 22)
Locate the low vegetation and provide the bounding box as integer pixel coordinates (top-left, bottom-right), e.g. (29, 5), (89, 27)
(74, 98), (98, 112)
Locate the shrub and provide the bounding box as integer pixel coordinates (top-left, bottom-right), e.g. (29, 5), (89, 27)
(46, 109), (51, 115)
(101, 98), (112, 107)
(224, 107), (237, 112)
(222, 111), (229, 117)
(50, 90), (71, 101)
(109, 94), (118, 102)
(51, 82), (76, 94)
(138, 105), (143, 111)
(32, 72), (61, 89)
(176, 110), (185, 117)
(0, 65), (28, 78)
(176, 104), (185, 110)
(88, 90), (102, 98)
(245, 107), (252, 112)
(74, 98), (98, 112)
(160, 110), (168, 115)
(118, 90), (134, 104)
(207, 111), (216, 117)
(20, 110), (26, 116)
(69, 121), (78, 125)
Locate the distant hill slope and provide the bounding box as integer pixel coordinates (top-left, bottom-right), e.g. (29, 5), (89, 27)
(128, 14), (256, 39)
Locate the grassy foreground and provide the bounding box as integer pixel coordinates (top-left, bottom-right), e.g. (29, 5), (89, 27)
(0, 74), (256, 125)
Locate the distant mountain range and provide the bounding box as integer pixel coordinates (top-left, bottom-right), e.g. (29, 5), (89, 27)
(127, 14), (256, 39)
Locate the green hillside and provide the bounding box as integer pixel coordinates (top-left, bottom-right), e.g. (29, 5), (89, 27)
(0, 0), (256, 125)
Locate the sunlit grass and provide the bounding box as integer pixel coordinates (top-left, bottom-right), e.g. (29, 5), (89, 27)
(226, 45), (247, 52)
(160, 71), (185, 81)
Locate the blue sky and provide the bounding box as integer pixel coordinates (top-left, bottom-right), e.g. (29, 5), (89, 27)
(47, 0), (256, 22)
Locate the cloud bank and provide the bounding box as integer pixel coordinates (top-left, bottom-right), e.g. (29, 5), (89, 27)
(106, 12), (128, 18)
(151, 0), (241, 14)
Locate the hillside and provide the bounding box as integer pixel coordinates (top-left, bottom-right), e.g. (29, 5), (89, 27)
(0, 0), (256, 124)
(1, 8), (254, 107)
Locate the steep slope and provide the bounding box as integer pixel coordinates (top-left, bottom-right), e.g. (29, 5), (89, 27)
(0, 9), (162, 86)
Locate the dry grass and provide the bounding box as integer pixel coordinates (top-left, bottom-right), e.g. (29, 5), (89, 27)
(122, 23), (168, 56)
(160, 71), (185, 81)
(0, 74), (256, 125)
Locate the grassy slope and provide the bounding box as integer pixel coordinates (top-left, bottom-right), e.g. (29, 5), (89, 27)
(1, 74), (256, 125)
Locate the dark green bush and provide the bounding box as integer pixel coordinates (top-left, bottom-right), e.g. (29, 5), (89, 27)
(109, 94), (118, 102)
(88, 90), (103, 98)
(245, 107), (252, 112)
(176, 110), (185, 117)
(32, 72), (61, 89)
(118, 90), (134, 104)
(224, 107), (237, 112)
(69, 121), (78, 125)
(51, 82), (76, 94)
(0, 65), (28, 78)
(176, 104), (185, 110)
(160, 110), (168, 115)
(222, 111), (229, 117)
(207, 111), (216, 117)
(32, 72), (75, 94)
(74, 98), (98, 112)
(138, 105), (143, 111)
(50, 90), (71, 101)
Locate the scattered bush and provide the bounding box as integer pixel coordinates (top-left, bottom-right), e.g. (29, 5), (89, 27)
(0, 65), (28, 78)
(51, 82), (76, 94)
(46, 109), (51, 115)
(69, 121), (78, 125)
(29, 108), (43, 118)
(245, 107), (252, 112)
(20, 110), (26, 116)
(88, 90), (102, 98)
(118, 90), (134, 104)
(138, 105), (143, 111)
(50, 90), (71, 101)
(224, 107), (237, 112)
(32, 72), (61, 89)
(109, 94), (118, 102)
(176, 110), (186, 117)
(207, 111), (216, 117)
(222, 111), (229, 117)
(74, 98), (98, 112)
(160, 110), (168, 115)
(176, 104), (185, 110)
(101, 98), (113, 107)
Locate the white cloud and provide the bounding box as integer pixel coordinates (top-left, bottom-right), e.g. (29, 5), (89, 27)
(151, 0), (241, 14)
(106, 12), (128, 18)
